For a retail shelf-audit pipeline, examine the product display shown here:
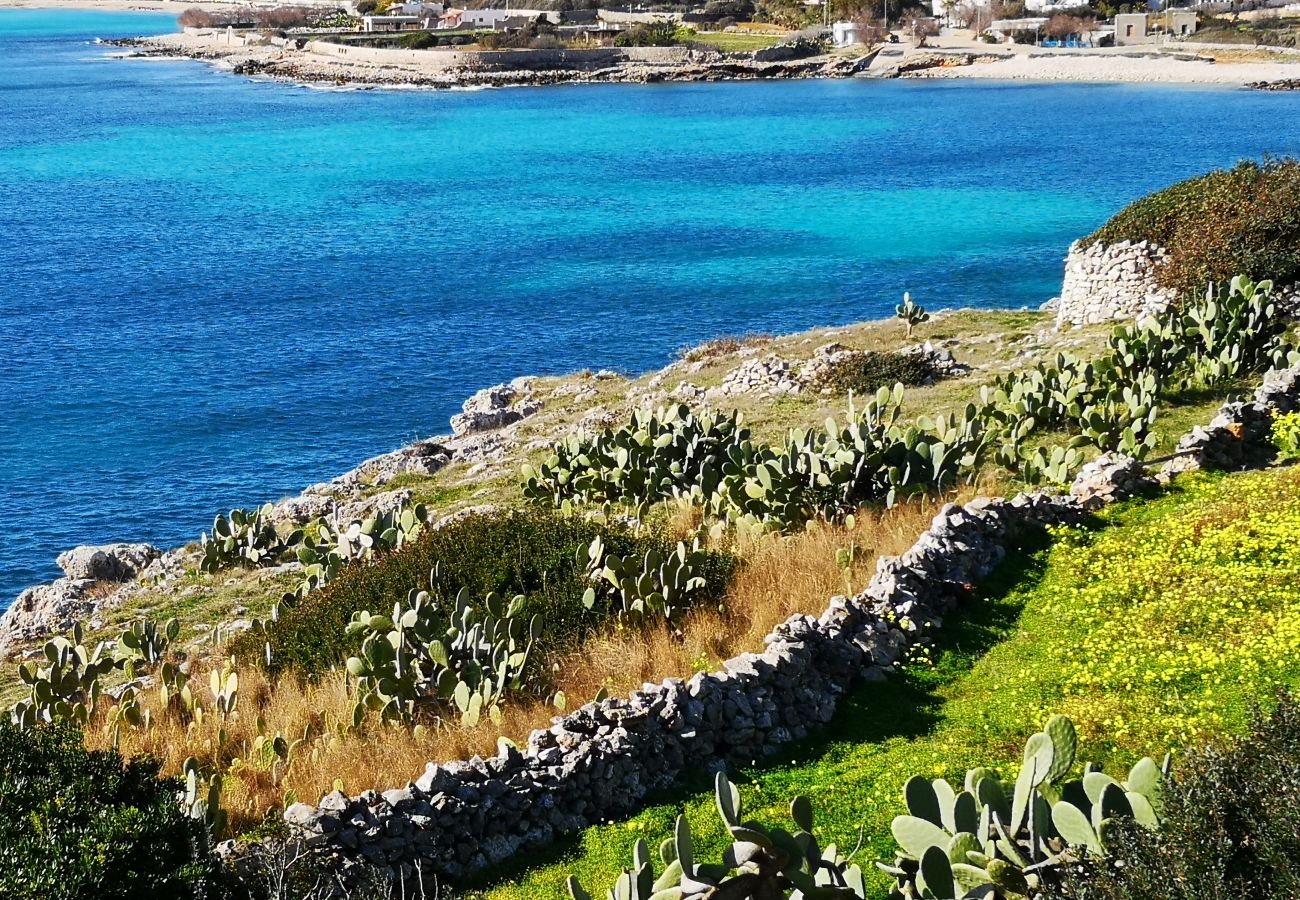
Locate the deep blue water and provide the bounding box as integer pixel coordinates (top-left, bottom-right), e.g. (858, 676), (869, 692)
(3, 8), (1300, 605)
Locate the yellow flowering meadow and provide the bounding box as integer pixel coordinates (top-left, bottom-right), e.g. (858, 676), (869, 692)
(983, 466), (1300, 757)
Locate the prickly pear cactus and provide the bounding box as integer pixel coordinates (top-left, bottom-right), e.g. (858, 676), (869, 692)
(568, 773), (865, 900)
(882, 716), (1167, 900)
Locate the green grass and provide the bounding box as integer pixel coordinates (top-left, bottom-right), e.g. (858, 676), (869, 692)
(470, 465), (1300, 900)
(683, 30), (787, 52)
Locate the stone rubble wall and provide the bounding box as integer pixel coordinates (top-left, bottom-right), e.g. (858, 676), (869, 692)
(1163, 364), (1300, 476)
(304, 42), (697, 72)
(1056, 239), (1180, 328)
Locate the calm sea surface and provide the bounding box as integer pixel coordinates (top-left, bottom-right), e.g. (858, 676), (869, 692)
(3, 8), (1300, 605)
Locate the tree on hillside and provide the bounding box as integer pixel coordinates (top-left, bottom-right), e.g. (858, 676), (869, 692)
(990, 0), (1027, 18)
(1045, 12), (1096, 39)
(852, 13), (889, 42)
(901, 8), (940, 41)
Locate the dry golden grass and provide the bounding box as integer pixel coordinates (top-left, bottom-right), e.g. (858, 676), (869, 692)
(83, 495), (955, 835)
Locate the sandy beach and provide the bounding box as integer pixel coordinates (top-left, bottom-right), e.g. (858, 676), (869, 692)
(907, 49), (1300, 85)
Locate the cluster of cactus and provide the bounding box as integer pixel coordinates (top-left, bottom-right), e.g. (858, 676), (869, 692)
(897, 292), (931, 338)
(11, 625), (117, 728)
(198, 500), (428, 591)
(882, 716), (1166, 899)
(1019, 446), (1084, 487)
(568, 772), (865, 900)
(1181, 276), (1291, 386)
(9, 617), (207, 736)
(115, 616), (179, 677)
(346, 573), (540, 727)
(1103, 276), (1290, 395)
(521, 404), (748, 516)
(525, 387), (985, 533)
(183, 756), (227, 836)
(200, 504), (298, 573)
(314, 502), (428, 563)
(249, 726), (310, 788)
(979, 351), (1159, 485)
(709, 387), (985, 528)
(579, 535), (710, 629)
(288, 502), (429, 597)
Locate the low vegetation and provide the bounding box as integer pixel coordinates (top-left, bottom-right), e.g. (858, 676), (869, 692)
(1087, 159), (1300, 296)
(0, 721), (219, 899)
(177, 6), (341, 30)
(1054, 692), (1300, 899)
(815, 350), (937, 395)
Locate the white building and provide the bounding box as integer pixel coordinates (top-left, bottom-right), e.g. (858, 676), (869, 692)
(831, 19), (861, 45)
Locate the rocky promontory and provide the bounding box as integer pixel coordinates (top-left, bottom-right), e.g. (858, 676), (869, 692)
(114, 31), (879, 90)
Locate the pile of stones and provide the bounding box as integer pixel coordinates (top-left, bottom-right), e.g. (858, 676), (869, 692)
(708, 353), (802, 399)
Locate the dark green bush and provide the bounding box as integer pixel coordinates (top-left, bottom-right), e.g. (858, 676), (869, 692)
(0, 721), (220, 900)
(239, 509), (736, 676)
(816, 350), (935, 395)
(398, 30), (437, 49)
(1087, 158), (1300, 297)
(1052, 691), (1300, 900)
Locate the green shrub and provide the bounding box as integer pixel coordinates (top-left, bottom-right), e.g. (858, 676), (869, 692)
(238, 509), (735, 676)
(1271, 411), (1300, 461)
(613, 21), (681, 46)
(816, 350), (935, 395)
(1052, 692), (1300, 900)
(1087, 158), (1300, 296)
(0, 721), (220, 900)
(398, 30), (437, 49)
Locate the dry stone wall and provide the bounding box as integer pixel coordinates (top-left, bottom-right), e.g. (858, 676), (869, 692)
(275, 493), (1090, 883)
(1163, 364), (1300, 476)
(1056, 239), (1180, 328)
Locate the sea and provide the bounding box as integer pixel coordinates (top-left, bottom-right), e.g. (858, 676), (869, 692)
(3, 7), (1300, 606)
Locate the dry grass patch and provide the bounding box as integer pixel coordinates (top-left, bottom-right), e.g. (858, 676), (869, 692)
(82, 496), (950, 834)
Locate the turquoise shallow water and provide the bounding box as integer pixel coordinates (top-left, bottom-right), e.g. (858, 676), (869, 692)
(3, 8), (1300, 604)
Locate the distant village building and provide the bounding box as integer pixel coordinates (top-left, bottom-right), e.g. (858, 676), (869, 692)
(362, 14), (424, 31)
(831, 19), (860, 46)
(1115, 10), (1197, 45)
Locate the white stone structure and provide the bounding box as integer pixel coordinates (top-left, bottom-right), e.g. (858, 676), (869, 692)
(1056, 239), (1179, 328)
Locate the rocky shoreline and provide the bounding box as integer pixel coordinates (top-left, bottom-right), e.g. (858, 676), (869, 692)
(0, 334), (967, 659)
(112, 33), (878, 90)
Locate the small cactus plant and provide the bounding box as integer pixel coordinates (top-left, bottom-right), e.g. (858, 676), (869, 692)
(881, 716), (1167, 899)
(896, 292), (930, 339)
(568, 772), (865, 900)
